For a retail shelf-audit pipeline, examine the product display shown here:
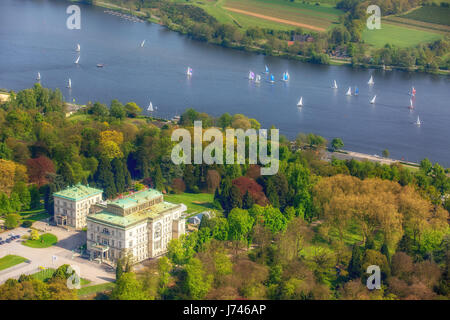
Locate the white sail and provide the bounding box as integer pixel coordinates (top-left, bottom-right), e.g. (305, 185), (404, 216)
(370, 95), (376, 104)
(297, 97), (303, 107)
(409, 99), (414, 108)
(332, 80), (337, 89)
(346, 87), (352, 96)
(416, 116), (421, 126)
(248, 71), (255, 80)
(255, 74), (261, 83)
(141, 40), (145, 47)
(76, 44), (80, 52)
(67, 78), (71, 89)
(368, 75), (374, 85)
(147, 102), (153, 112)
(36, 72), (41, 80)
(75, 56), (80, 64)
(187, 67), (192, 76)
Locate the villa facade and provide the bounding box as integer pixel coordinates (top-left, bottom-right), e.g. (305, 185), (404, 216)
(86, 188), (186, 264)
(53, 184), (103, 229)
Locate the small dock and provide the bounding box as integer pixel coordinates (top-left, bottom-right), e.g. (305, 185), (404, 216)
(104, 10), (145, 23)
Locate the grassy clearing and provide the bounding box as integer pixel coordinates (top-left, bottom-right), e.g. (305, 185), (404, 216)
(362, 21), (443, 48)
(402, 6), (450, 26)
(31, 267), (91, 285)
(77, 282), (115, 297)
(18, 208), (49, 223)
(22, 233), (58, 248)
(164, 192), (215, 215)
(0, 255), (28, 271)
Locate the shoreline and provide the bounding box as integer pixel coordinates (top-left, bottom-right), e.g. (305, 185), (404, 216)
(75, 0), (449, 76)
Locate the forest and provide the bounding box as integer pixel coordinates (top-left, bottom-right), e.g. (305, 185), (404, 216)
(0, 84), (449, 300)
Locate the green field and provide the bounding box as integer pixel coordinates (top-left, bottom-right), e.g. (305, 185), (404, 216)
(22, 233), (58, 248)
(31, 267), (91, 285)
(77, 282), (115, 297)
(0, 255), (28, 271)
(188, 0), (343, 32)
(402, 6), (450, 26)
(362, 21), (443, 48)
(18, 208), (49, 223)
(164, 193), (215, 215)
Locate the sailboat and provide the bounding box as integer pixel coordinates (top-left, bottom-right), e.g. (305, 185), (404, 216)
(74, 56), (80, 64)
(409, 99), (414, 109)
(36, 72), (41, 81)
(332, 80), (338, 89)
(269, 74), (275, 83)
(354, 87), (359, 96)
(346, 87), (352, 96)
(140, 40), (145, 48)
(255, 74), (261, 84)
(411, 87), (416, 96)
(76, 44), (80, 52)
(248, 71), (255, 80)
(265, 65), (269, 74)
(415, 116), (421, 126)
(281, 71), (290, 82)
(370, 95), (376, 104)
(297, 97), (303, 107)
(147, 101), (154, 112)
(368, 75), (374, 85)
(67, 78), (72, 89)
(187, 67), (193, 77)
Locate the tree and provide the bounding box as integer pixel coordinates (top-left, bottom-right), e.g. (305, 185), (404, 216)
(348, 244), (362, 279)
(184, 258), (212, 300)
(4, 214), (19, 229)
(112, 158), (126, 194)
(30, 229), (40, 241)
(95, 158), (116, 198)
(116, 258), (124, 281)
(227, 208), (254, 244)
(110, 272), (149, 300)
(29, 185), (40, 209)
(382, 149), (390, 158)
(110, 99), (126, 120)
(59, 162), (75, 187)
(242, 190), (255, 209)
(380, 241), (391, 264)
(124, 102), (142, 118)
(331, 138), (344, 151)
(26, 156), (55, 187)
(12, 182), (31, 210)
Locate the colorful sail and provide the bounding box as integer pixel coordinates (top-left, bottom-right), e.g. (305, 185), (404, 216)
(265, 65), (269, 73)
(354, 87), (359, 95)
(270, 74), (275, 83)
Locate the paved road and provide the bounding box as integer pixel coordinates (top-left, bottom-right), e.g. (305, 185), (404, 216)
(0, 222), (115, 285)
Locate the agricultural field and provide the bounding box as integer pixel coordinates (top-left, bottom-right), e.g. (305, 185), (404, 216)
(187, 0), (343, 32)
(401, 5), (450, 26)
(362, 21), (444, 48)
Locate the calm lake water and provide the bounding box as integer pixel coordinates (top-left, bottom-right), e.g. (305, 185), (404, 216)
(1, 0), (449, 166)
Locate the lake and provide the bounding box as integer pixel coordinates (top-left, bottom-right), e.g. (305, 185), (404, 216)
(0, 0), (449, 166)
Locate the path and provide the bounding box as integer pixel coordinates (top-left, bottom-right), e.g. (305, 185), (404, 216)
(0, 223), (115, 285)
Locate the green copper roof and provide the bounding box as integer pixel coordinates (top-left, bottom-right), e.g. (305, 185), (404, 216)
(109, 189), (162, 209)
(87, 201), (179, 228)
(53, 184), (103, 201)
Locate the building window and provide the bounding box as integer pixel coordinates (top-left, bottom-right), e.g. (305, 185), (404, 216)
(154, 222), (162, 239)
(129, 241), (133, 247)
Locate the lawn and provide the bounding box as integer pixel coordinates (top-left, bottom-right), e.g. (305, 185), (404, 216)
(0, 255), (28, 271)
(362, 21), (443, 48)
(164, 192), (216, 215)
(31, 267), (91, 285)
(18, 207), (49, 223)
(22, 233), (58, 248)
(77, 282), (115, 297)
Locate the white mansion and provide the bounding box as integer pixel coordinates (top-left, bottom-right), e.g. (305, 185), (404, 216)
(86, 188), (186, 264)
(53, 184), (103, 229)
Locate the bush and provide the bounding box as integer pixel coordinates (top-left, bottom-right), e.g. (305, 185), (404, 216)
(22, 220), (33, 228)
(5, 214), (19, 229)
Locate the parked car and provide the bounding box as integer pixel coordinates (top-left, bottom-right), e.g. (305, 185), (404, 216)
(0, 240), (5, 245)
(5, 239), (11, 243)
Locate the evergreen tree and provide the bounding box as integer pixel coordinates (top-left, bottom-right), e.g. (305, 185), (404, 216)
(397, 233), (413, 255)
(380, 241), (391, 265)
(124, 160), (132, 189)
(348, 244), (362, 279)
(229, 185), (243, 211)
(153, 164), (164, 191)
(365, 235), (375, 250)
(95, 158), (117, 198)
(242, 190), (255, 209)
(59, 161), (75, 187)
(112, 158), (126, 194)
(116, 258), (123, 281)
